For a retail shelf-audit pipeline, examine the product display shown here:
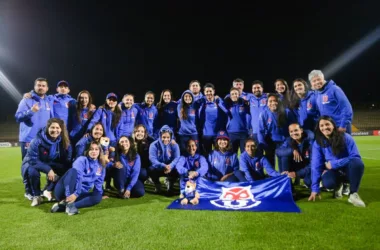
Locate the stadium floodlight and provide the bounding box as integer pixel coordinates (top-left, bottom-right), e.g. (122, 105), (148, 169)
(322, 25), (380, 78)
(0, 69), (22, 103)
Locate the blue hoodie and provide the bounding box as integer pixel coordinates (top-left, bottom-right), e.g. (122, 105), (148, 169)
(197, 97), (228, 136)
(310, 133), (361, 193)
(295, 91), (319, 131)
(239, 151), (280, 181)
(15, 91), (54, 142)
(21, 128), (72, 177)
(278, 134), (313, 172)
(222, 97), (250, 133)
(51, 94), (75, 126)
(248, 94), (268, 134)
(87, 107), (118, 143)
(117, 104), (144, 138)
(72, 156), (105, 196)
(315, 80), (353, 129)
(177, 90), (199, 136)
(258, 107), (297, 146)
(207, 150), (239, 181)
(176, 153), (208, 177)
(68, 106), (95, 143)
(149, 125), (180, 169)
(75, 136), (95, 159)
(155, 101), (178, 137)
(137, 102), (158, 138)
(119, 154), (141, 191)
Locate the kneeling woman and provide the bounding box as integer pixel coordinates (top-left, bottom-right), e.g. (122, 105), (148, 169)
(51, 141), (106, 215)
(112, 136), (145, 198)
(238, 138), (280, 182)
(148, 125), (180, 194)
(206, 131), (240, 182)
(308, 116), (365, 207)
(21, 118), (72, 206)
(176, 139), (208, 191)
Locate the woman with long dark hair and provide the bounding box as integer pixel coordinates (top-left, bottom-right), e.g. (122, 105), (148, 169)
(258, 93), (296, 172)
(68, 90), (96, 146)
(289, 78), (319, 132)
(308, 116), (365, 207)
(75, 122), (105, 159)
(274, 79), (291, 108)
(111, 136), (145, 198)
(133, 124), (154, 183)
(21, 118), (72, 206)
(51, 141), (106, 215)
(156, 89), (178, 137)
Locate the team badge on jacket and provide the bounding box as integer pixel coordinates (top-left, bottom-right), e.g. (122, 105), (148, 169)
(96, 166), (102, 176)
(210, 186), (261, 209)
(322, 94), (329, 104)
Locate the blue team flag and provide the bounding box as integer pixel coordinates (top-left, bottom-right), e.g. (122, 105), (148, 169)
(167, 175), (300, 213)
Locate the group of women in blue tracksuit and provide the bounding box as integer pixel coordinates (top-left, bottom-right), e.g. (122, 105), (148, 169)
(19, 74), (367, 214)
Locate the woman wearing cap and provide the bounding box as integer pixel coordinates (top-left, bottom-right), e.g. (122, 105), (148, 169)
(258, 93), (297, 172)
(87, 93), (122, 147)
(117, 94), (145, 138)
(21, 118), (72, 206)
(68, 90), (96, 146)
(51, 141), (106, 215)
(206, 131), (240, 182)
(148, 125), (180, 195)
(176, 139), (208, 191)
(111, 136), (145, 198)
(221, 87), (250, 154)
(177, 90), (200, 154)
(133, 124), (154, 183)
(156, 89), (178, 138)
(308, 116), (365, 207)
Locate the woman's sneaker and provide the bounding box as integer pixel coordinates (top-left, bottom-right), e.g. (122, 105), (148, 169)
(348, 193), (366, 207)
(65, 202), (79, 215)
(43, 190), (54, 201)
(31, 196), (43, 207)
(342, 183), (350, 196)
(333, 183), (343, 199)
(24, 193), (33, 201)
(51, 201), (66, 213)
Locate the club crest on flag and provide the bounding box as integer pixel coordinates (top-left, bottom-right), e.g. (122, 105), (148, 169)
(210, 186), (261, 210)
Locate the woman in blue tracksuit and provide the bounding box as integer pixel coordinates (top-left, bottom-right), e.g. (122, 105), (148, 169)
(177, 90), (199, 154)
(51, 141), (106, 215)
(274, 78), (291, 108)
(137, 91), (158, 139)
(68, 90), (96, 146)
(117, 94), (145, 138)
(148, 125), (180, 195)
(133, 124), (154, 183)
(276, 123), (312, 188)
(198, 83), (227, 156)
(237, 138), (280, 182)
(207, 131), (240, 182)
(258, 93), (297, 172)
(155, 89), (178, 138)
(87, 93), (122, 146)
(111, 136), (145, 198)
(308, 116), (365, 207)
(222, 87), (250, 154)
(289, 78), (319, 133)
(21, 118), (72, 207)
(75, 122), (105, 159)
(176, 139), (208, 191)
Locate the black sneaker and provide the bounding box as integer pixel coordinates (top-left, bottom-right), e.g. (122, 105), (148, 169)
(51, 201), (66, 213)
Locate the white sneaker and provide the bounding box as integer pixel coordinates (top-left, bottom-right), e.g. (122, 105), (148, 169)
(24, 193), (33, 201)
(42, 190), (53, 201)
(342, 183), (350, 196)
(333, 183), (343, 199)
(31, 196), (43, 207)
(348, 193), (366, 207)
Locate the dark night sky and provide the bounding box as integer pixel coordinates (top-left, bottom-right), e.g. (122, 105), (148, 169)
(0, 0), (379, 121)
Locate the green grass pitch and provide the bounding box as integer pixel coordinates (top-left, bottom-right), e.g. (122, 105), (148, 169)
(0, 137), (379, 249)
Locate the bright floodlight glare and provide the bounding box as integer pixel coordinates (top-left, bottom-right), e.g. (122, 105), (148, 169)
(0, 70), (23, 103)
(322, 25), (380, 78)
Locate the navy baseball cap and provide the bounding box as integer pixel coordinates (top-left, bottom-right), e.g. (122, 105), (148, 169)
(216, 131), (229, 141)
(106, 93), (118, 100)
(57, 80), (69, 87)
